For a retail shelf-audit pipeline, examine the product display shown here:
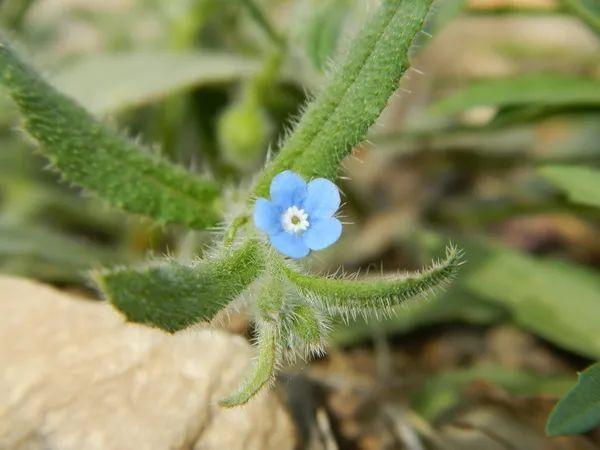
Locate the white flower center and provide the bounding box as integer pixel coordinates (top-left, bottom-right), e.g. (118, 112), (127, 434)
(281, 206), (309, 234)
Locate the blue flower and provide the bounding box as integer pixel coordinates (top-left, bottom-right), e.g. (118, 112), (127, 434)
(253, 170), (343, 258)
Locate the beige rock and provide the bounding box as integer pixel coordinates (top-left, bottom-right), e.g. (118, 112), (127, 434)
(0, 276), (295, 450)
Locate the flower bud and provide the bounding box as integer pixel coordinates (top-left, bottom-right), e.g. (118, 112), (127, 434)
(218, 95), (270, 171)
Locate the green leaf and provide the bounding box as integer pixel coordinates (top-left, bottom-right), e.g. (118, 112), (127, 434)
(0, 0), (36, 30)
(96, 240), (265, 333)
(539, 165), (600, 209)
(219, 323), (278, 407)
(463, 244), (600, 360)
(0, 176), (124, 236)
(283, 245), (463, 316)
(304, 0), (349, 71)
(52, 51), (259, 114)
(0, 221), (121, 282)
(0, 40), (222, 229)
(430, 74), (600, 117)
(546, 362), (600, 436)
(253, 0), (434, 196)
(413, 365), (575, 421)
(560, 0), (600, 36)
(372, 113), (600, 160)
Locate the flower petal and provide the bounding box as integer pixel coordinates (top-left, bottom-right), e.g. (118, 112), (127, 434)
(270, 170), (307, 208)
(302, 217), (342, 251)
(253, 198), (282, 234)
(303, 178), (340, 218)
(270, 231), (310, 259)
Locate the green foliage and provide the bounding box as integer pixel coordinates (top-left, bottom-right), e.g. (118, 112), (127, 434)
(464, 245), (600, 360)
(284, 245), (463, 316)
(539, 165), (600, 209)
(256, 274), (285, 321)
(256, 274), (328, 359)
(547, 362), (600, 436)
(413, 233), (600, 363)
(0, 41), (222, 229)
(1, 0), (462, 409)
(0, 221), (120, 282)
(560, 0), (600, 36)
(238, 0), (286, 48)
(219, 324), (278, 407)
(286, 303), (324, 349)
(53, 51), (259, 114)
(414, 365), (575, 421)
(253, 0), (433, 196)
(0, 0), (35, 30)
(96, 240), (265, 333)
(431, 74), (600, 117)
(0, 176), (124, 235)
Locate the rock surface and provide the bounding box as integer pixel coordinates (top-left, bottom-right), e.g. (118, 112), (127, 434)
(0, 276), (295, 450)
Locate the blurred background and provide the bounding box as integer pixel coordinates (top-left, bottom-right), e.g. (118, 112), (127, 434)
(0, 0), (599, 448)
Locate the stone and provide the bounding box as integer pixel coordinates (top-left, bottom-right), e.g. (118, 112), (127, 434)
(0, 276), (296, 450)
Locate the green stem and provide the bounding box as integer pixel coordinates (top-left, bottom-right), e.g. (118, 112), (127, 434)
(2, 0), (36, 30)
(560, 0), (600, 37)
(223, 214), (250, 247)
(239, 0), (286, 48)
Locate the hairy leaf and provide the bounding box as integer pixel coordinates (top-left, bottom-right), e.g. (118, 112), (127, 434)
(0, 41), (222, 229)
(219, 324), (278, 407)
(253, 0), (433, 196)
(539, 165), (600, 209)
(546, 362), (600, 436)
(284, 245), (463, 316)
(53, 51), (259, 114)
(430, 74), (600, 117)
(96, 240), (265, 333)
